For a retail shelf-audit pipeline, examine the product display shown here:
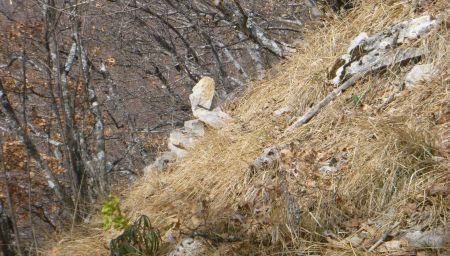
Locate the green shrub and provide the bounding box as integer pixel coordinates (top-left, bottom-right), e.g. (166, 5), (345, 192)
(102, 194), (129, 231)
(110, 215), (161, 256)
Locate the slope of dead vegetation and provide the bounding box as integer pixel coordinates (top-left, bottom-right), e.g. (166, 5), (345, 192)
(50, 0), (449, 255)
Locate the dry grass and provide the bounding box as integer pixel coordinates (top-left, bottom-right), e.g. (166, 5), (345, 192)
(48, 0), (450, 255)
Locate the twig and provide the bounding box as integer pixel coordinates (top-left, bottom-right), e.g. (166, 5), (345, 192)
(368, 221), (400, 252)
(284, 73), (365, 135)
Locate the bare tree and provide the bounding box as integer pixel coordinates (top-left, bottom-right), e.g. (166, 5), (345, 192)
(0, 0), (323, 250)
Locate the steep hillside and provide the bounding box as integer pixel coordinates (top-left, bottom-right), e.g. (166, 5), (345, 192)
(51, 1), (449, 255)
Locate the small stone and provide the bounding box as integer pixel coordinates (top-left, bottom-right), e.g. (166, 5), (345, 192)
(168, 143), (188, 158)
(396, 16), (437, 44)
(310, 7), (323, 18)
(403, 229), (449, 248)
(184, 119), (205, 137)
(273, 107), (291, 118)
(319, 165), (338, 174)
(168, 130), (198, 149)
(383, 240), (407, 251)
(193, 108), (232, 129)
(405, 64), (436, 88)
(169, 238), (207, 256)
(347, 32), (368, 53)
(253, 144), (289, 169)
(189, 77), (215, 111)
(348, 235), (363, 247)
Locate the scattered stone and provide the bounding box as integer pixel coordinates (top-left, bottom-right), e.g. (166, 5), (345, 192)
(168, 143), (188, 158)
(378, 240), (408, 252)
(347, 32), (368, 53)
(319, 165), (338, 174)
(395, 16), (437, 44)
(188, 77), (232, 129)
(404, 64), (436, 88)
(193, 108), (232, 129)
(253, 144), (289, 170)
(402, 228), (450, 248)
(319, 157), (339, 174)
(184, 119), (205, 137)
(273, 107), (291, 118)
(145, 77), (232, 171)
(168, 130), (199, 150)
(169, 238), (207, 256)
(189, 77), (215, 111)
(328, 16), (439, 86)
(347, 235), (363, 247)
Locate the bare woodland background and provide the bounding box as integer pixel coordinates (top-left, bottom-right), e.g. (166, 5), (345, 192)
(0, 0), (347, 253)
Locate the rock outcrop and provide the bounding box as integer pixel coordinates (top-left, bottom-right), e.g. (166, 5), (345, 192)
(328, 15), (439, 86)
(404, 63), (437, 88)
(144, 77), (232, 174)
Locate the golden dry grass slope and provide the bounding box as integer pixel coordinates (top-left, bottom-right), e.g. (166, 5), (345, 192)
(49, 0), (450, 255)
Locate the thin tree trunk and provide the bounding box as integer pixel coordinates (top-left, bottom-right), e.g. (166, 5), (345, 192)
(0, 139), (22, 255)
(0, 80), (74, 210)
(71, 5), (108, 197)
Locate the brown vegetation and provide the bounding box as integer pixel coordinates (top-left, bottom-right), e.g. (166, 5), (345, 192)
(49, 0), (449, 255)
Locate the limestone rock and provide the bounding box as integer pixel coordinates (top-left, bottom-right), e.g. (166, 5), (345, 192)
(169, 238), (207, 256)
(169, 130), (198, 150)
(404, 64), (436, 88)
(193, 108), (232, 129)
(184, 119), (205, 137)
(319, 165), (338, 174)
(189, 77), (215, 111)
(273, 107), (291, 118)
(253, 144), (289, 170)
(347, 235), (364, 247)
(168, 143), (188, 158)
(402, 228), (450, 248)
(378, 240), (408, 252)
(395, 15), (437, 44)
(347, 32), (368, 53)
(328, 16), (439, 86)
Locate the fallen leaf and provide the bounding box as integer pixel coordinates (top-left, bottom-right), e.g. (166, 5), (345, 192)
(428, 183), (450, 196)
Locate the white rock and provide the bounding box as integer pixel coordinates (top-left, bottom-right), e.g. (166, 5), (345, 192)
(168, 130), (198, 149)
(381, 240), (405, 251)
(404, 64), (436, 88)
(273, 107), (291, 118)
(189, 77), (215, 111)
(169, 238), (206, 256)
(319, 165), (338, 174)
(253, 144), (289, 169)
(184, 119), (205, 137)
(347, 235), (363, 247)
(347, 32), (368, 53)
(328, 15), (439, 86)
(167, 129), (203, 158)
(193, 108), (232, 129)
(311, 7), (323, 18)
(168, 143), (188, 158)
(396, 16), (437, 44)
(403, 228), (449, 248)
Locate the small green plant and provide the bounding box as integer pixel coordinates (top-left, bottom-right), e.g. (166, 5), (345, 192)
(110, 215), (161, 256)
(351, 94), (363, 107)
(102, 194), (129, 231)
